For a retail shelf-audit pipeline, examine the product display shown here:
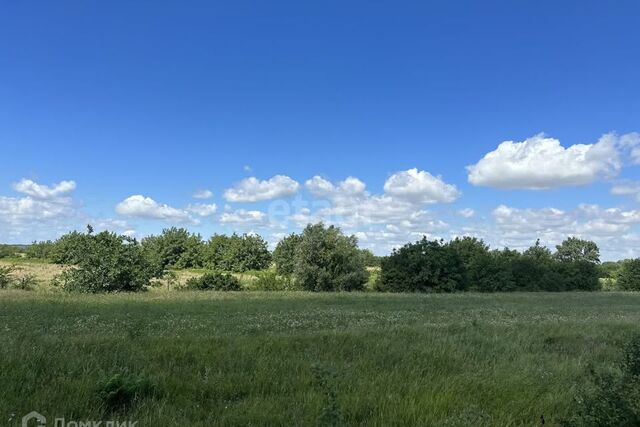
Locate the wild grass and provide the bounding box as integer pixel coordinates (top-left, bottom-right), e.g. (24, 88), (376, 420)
(1, 291), (639, 426)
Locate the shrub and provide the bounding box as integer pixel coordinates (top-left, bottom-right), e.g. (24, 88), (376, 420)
(617, 259), (640, 291)
(0, 265), (16, 289)
(204, 233), (272, 272)
(380, 238), (465, 293)
(293, 223), (368, 292)
(0, 244), (20, 258)
(141, 228), (205, 275)
(183, 272), (242, 291)
(56, 230), (153, 293)
(13, 274), (37, 291)
(97, 373), (157, 414)
(564, 334), (640, 426)
(251, 270), (297, 291)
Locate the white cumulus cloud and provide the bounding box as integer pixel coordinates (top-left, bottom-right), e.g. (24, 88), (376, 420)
(224, 175), (300, 202)
(116, 195), (195, 223)
(467, 133), (622, 189)
(220, 209), (267, 225)
(187, 203), (218, 217)
(384, 168), (460, 203)
(13, 179), (77, 199)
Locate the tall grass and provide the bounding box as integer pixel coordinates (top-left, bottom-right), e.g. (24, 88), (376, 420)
(1, 291), (639, 425)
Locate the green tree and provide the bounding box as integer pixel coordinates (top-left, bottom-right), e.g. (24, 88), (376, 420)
(55, 230), (153, 293)
(617, 259), (640, 291)
(555, 237), (601, 264)
(380, 238), (465, 293)
(141, 228), (205, 274)
(273, 233), (302, 275)
(293, 223), (368, 292)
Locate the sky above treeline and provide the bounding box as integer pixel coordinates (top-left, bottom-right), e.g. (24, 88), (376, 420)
(1, 1), (640, 260)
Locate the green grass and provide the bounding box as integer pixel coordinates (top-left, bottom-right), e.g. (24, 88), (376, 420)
(1, 291), (639, 426)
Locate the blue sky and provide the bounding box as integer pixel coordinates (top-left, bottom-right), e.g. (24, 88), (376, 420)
(1, 1), (640, 259)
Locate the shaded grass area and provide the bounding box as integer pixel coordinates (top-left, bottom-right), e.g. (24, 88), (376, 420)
(1, 292), (639, 426)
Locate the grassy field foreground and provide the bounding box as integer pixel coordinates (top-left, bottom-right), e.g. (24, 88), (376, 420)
(1, 291), (639, 426)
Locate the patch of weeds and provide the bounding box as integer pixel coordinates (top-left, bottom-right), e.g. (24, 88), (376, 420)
(0, 265), (16, 289)
(311, 363), (345, 427)
(13, 274), (38, 291)
(97, 372), (158, 414)
(563, 334), (640, 426)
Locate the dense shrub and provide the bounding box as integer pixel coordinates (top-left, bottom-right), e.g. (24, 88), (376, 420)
(141, 227), (205, 275)
(617, 259), (640, 291)
(273, 233), (302, 275)
(564, 334), (640, 426)
(13, 274), (38, 291)
(183, 272), (242, 291)
(55, 230), (153, 293)
(251, 270), (297, 291)
(294, 223), (368, 292)
(0, 265), (15, 289)
(25, 240), (56, 260)
(380, 238), (465, 292)
(0, 244), (20, 258)
(380, 238), (601, 293)
(204, 233), (272, 272)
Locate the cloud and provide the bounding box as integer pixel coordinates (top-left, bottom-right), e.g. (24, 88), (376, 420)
(224, 175), (300, 202)
(220, 209), (267, 225)
(459, 208), (475, 218)
(467, 133), (622, 189)
(384, 168), (460, 203)
(187, 203), (218, 217)
(611, 181), (640, 202)
(116, 195), (195, 223)
(192, 189), (213, 199)
(13, 179), (77, 199)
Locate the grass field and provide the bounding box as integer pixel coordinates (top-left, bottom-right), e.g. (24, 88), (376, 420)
(1, 291), (639, 426)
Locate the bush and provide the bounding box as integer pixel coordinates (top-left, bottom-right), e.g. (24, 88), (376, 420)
(13, 274), (37, 291)
(251, 270), (297, 291)
(617, 259), (640, 291)
(0, 244), (20, 258)
(564, 334), (640, 426)
(293, 223), (368, 292)
(141, 227), (205, 275)
(203, 233), (272, 273)
(379, 238), (465, 293)
(183, 272), (242, 291)
(97, 373), (157, 414)
(56, 230), (153, 293)
(0, 265), (16, 289)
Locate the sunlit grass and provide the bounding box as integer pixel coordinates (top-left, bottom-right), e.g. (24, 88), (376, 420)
(1, 291), (639, 426)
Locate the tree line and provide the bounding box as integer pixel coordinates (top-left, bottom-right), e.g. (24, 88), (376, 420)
(6, 223), (640, 293)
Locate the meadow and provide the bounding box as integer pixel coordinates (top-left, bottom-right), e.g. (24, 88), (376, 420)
(2, 287), (639, 426)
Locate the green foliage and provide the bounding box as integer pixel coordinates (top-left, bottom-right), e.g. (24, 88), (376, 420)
(204, 233), (272, 272)
(381, 238), (601, 293)
(312, 364), (345, 427)
(56, 230), (153, 293)
(25, 240), (56, 260)
(617, 259), (640, 291)
(251, 270), (297, 291)
(50, 231), (90, 264)
(380, 238), (466, 293)
(0, 265), (16, 289)
(273, 233), (302, 275)
(0, 244), (20, 258)
(555, 237), (601, 264)
(13, 274), (37, 291)
(359, 249), (381, 267)
(564, 335), (640, 426)
(599, 261), (623, 279)
(97, 373), (157, 414)
(293, 223), (369, 292)
(141, 228), (205, 275)
(183, 272), (242, 291)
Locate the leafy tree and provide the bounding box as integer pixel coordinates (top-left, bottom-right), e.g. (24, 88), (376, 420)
(50, 231), (89, 264)
(26, 240), (56, 260)
(273, 233), (302, 275)
(380, 238), (465, 293)
(141, 228), (205, 274)
(55, 230), (153, 293)
(447, 237), (492, 291)
(359, 249), (381, 267)
(0, 245), (19, 258)
(203, 233), (271, 272)
(617, 259), (640, 291)
(555, 237), (601, 264)
(293, 223), (368, 292)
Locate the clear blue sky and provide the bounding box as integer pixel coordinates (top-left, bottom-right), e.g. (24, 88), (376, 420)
(1, 1), (640, 259)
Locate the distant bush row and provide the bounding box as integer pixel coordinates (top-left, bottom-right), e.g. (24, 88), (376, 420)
(14, 223), (640, 294)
